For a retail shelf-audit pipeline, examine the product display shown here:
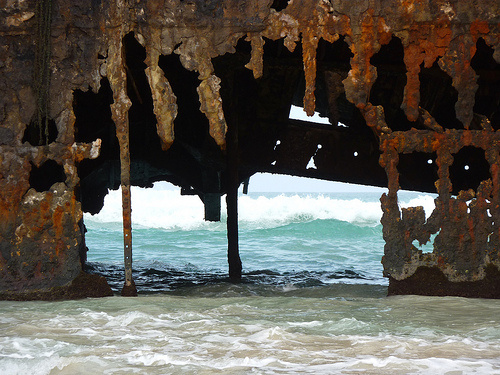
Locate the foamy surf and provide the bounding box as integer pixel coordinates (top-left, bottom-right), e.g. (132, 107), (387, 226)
(1, 294), (499, 374)
(4, 183), (497, 375)
(82, 188), (414, 287)
(399, 193), (437, 219)
(84, 186), (395, 230)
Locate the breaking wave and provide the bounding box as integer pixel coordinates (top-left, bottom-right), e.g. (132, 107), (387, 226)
(84, 185), (436, 231)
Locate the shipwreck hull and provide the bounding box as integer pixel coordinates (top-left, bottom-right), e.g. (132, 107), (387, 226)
(0, 0), (499, 299)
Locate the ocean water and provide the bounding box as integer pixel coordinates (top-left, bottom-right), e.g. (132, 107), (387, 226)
(1, 186), (500, 374)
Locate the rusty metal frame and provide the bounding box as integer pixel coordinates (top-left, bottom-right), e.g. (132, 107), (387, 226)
(381, 126), (500, 283)
(1, 0), (499, 298)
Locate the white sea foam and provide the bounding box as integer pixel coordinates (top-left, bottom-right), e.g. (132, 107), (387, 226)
(85, 187), (206, 231)
(399, 194), (437, 219)
(238, 194), (382, 228)
(84, 186), (388, 230)
(2, 294), (500, 375)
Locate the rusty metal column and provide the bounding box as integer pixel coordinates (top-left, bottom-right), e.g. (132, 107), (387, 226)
(226, 120), (242, 281)
(120, 169), (136, 296)
(108, 28), (137, 297)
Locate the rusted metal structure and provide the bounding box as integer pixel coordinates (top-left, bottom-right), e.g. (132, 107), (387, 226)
(0, 0), (499, 299)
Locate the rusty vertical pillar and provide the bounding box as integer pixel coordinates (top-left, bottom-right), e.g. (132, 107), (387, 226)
(120, 167), (136, 296)
(117, 74), (137, 297)
(108, 27), (137, 296)
(226, 120), (242, 281)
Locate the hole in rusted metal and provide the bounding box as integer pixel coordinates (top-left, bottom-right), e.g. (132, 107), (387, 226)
(124, 32), (162, 158)
(22, 117), (58, 146)
(412, 230), (439, 254)
(450, 146), (491, 193)
(159, 51), (209, 145)
(306, 144), (323, 170)
(264, 36), (302, 60)
(306, 155), (316, 170)
(369, 36), (414, 131)
(419, 60), (461, 129)
(471, 38), (500, 129)
(29, 159), (66, 192)
(412, 240), (429, 253)
(398, 152), (438, 193)
(318, 35), (353, 65)
(74, 78), (114, 143)
(288, 36), (354, 127)
(317, 36), (352, 127)
(74, 77), (119, 214)
(270, 0), (289, 11)
(289, 105), (331, 124)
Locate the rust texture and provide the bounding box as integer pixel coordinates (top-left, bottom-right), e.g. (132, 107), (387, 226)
(381, 129), (500, 284)
(0, 0), (499, 298)
(105, 2), (136, 296)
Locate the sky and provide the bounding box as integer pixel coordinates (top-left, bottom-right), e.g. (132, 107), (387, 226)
(154, 174), (386, 193)
(288, 105), (331, 124)
(245, 173), (386, 193)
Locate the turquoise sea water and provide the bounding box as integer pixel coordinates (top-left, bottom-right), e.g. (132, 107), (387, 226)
(1, 187), (499, 374)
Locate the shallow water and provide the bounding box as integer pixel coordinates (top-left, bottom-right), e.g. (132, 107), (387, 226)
(2, 188), (499, 374)
(1, 289), (500, 374)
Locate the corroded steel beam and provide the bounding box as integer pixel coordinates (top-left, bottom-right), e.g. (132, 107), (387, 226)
(106, 2), (137, 296)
